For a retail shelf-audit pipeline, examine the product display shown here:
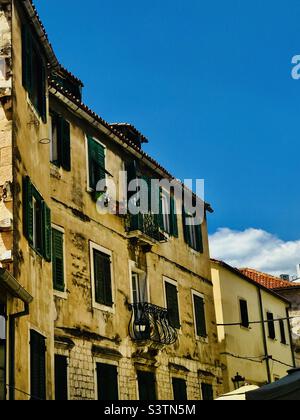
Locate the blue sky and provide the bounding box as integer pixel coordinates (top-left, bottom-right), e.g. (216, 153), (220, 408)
(35, 0), (300, 273)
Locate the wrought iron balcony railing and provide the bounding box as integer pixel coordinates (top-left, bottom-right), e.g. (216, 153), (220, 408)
(125, 213), (166, 243)
(128, 302), (178, 346)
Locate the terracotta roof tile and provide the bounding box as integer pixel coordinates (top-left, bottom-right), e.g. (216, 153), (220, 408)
(239, 268), (300, 290)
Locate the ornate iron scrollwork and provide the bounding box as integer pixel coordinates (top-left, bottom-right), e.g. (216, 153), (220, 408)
(129, 302), (178, 346)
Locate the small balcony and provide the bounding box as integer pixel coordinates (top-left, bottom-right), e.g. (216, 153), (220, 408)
(128, 302), (178, 346)
(125, 213), (166, 245)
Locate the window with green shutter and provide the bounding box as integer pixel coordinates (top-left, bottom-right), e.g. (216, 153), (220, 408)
(193, 294), (207, 338)
(30, 330), (46, 401)
(88, 136), (106, 191)
(52, 229), (65, 292)
(22, 25), (47, 122)
(93, 248), (113, 307)
(55, 355), (68, 400)
(50, 114), (71, 171)
(267, 312), (276, 340)
(159, 191), (178, 237)
(97, 363), (119, 401)
(165, 281), (180, 329)
(23, 176), (52, 261)
(183, 210), (203, 253)
(172, 378), (187, 401)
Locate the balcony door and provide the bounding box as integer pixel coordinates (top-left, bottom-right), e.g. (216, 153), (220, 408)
(0, 303), (6, 401)
(132, 272), (148, 305)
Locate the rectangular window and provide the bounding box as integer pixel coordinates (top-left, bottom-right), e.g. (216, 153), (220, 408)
(172, 378), (187, 401)
(30, 330), (46, 401)
(201, 383), (214, 401)
(55, 355), (68, 400)
(52, 229), (65, 292)
(159, 191), (178, 237)
(137, 371), (156, 401)
(97, 363), (119, 400)
(183, 211), (203, 253)
(22, 25), (47, 122)
(240, 299), (250, 328)
(50, 114), (71, 171)
(87, 136), (106, 191)
(91, 245), (113, 308)
(267, 312), (276, 340)
(23, 177), (51, 261)
(165, 281), (180, 329)
(0, 304), (6, 401)
(132, 272), (148, 304)
(193, 293), (207, 338)
(279, 319), (287, 345)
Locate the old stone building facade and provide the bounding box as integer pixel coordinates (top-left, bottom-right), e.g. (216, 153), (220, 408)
(0, 0), (223, 400)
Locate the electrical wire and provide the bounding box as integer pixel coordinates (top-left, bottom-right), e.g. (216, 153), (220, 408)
(217, 315), (300, 327)
(0, 381), (42, 400)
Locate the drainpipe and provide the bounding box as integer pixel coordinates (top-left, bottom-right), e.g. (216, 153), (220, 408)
(286, 307), (296, 369)
(258, 288), (272, 384)
(9, 303), (30, 401)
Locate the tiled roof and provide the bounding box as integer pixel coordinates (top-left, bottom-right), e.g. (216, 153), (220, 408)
(240, 268), (300, 290)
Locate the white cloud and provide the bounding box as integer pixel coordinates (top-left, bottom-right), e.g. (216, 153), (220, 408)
(209, 228), (300, 277)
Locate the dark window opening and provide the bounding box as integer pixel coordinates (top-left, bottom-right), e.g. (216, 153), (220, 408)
(52, 229), (65, 292)
(50, 114), (71, 171)
(97, 363), (119, 400)
(0, 304), (6, 401)
(194, 295), (207, 338)
(137, 371), (156, 401)
(201, 383), (214, 401)
(172, 378), (187, 401)
(30, 330), (46, 401)
(279, 319), (287, 345)
(240, 299), (250, 328)
(267, 312), (276, 340)
(165, 282), (180, 329)
(55, 355), (68, 400)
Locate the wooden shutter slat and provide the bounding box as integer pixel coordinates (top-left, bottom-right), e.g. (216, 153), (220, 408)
(30, 331), (46, 400)
(195, 224), (204, 253)
(165, 282), (180, 329)
(170, 195), (178, 237)
(194, 295), (207, 337)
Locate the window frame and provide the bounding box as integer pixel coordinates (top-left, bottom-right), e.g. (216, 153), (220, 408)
(239, 298), (250, 329)
(90, 241), (115, 313)
(192, 290), (208, 342)
(266, 311), (276, 341)
(54, 354), (69, 401)
(29, 328), (47, 401)
(279, 317), (287, 345)
(85, 135), (107, 192)
(163, 277), (181, 331)
(129, 261), (149, 305)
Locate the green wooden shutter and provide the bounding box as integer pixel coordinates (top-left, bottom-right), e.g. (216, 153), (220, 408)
(22, 25), (32, 93)
(23, 176), (34, 245)
(52, 229), (64, 291)
(88, 137), (106, 191)
(165, 282), (180, 329)
(158, 188), (164, 230)
(93, 250), (113, 306)
(172, 378), (187, 401)
(55, 355), (68, 400)
(170, 195), (178, 237)
(194, 295), (207, 337)
(183, 209), (191, 247)
(195, 224), (204, 253)
(30, 330), (46, 401)
(61, 119), (71, 171)
(279, 320), (287, 345)
(137, 371), (157, 401)
(42, 203), (51, 262)
(97, 363), (119, 401)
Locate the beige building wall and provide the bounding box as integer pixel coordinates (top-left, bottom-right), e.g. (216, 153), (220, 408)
(0, 0), (224, 400)
(211, 261), (295, 394)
